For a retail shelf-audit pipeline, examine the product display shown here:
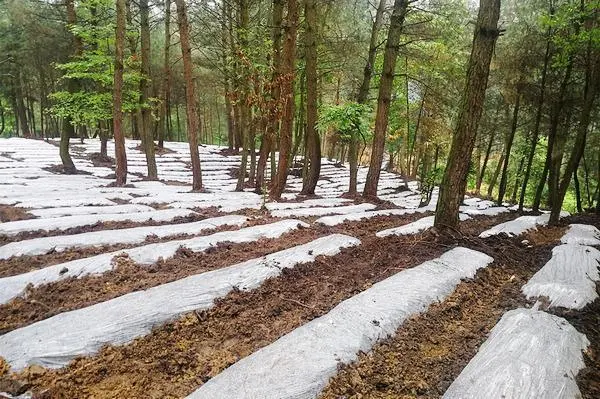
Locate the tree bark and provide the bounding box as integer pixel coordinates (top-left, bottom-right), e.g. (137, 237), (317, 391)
(497, 89), (521, 205)
(363, 0), (409, 198)
(14, 72), (30, 137)
(300, 0), (320, 195)
(175, 0), (203, 190)
(510, 155), (525, 204)
(434, 0), (501, 230)
(356, 0), (385, 104)
(270, 0), (299, 200)
(236, 0), (251, 192)
(158, 0), (172, 149)
(113, 0), (128, 186)
(543, 60), (574, 218)
(487, 152), (504, 198)
(140, 0), (158, 179)
(256, 0), (285, 193)
(221, 1), (235, 151)
(551, 42), (599, 223)
(519, 25), (551, 212)
(476, 108), (499, 194)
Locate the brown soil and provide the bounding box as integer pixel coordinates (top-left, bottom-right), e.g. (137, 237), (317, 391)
(132, 144), (176, 155)
(88, 153), (114, 168)
(0, 205), (34, 222)
(16, 232), (445, 398)
(560, 282), (600, 399)
(319, 234), (556, 398)
(554, 212), (600, 399)
(42, 165), (92, 175)
(0, 223), (244, 279)
(6, 213), (510, 398)
(0, 226), (323, 334)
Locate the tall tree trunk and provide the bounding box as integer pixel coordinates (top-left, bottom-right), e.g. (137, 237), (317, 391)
(510, 155), (525, 204)
(351, 0), (385, 193)
(363, 0), (409, 198)
(300, 0), (320, 195)
(487, 152), (504, 198)
(256, 0), (284, 193)
(573, 168), (583, 213)
(175, 0), (203, 190)
(158, 0), (171, 149)
(59, 0), (79, 173)
(0, 99), (4, 135)
(271, 0), (299, 200)
(140, 0), (158, 179)
(221, 1), (235, 151)
(236, 0), (251, 192)
(434, 0), (501, 230)
(476, 109), (499, 194)
(519, 25), (551, 212)
(356, 0), (385, 104)
(113, 0), (128, 186)
(544, 61), (575, 218)
(551, 43), (599, 223)
(532, 156), (550, 211)
(14, 73), (30, 137)
(497, 89), (521, 205)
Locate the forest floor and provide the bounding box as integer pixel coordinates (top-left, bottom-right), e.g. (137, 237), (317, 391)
(0, 137), (598, 399)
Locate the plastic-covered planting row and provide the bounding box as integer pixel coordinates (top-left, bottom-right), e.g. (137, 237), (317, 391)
(0, 215), (248, 259)
(189, 247), (493, 399)
(445, 224), (600, 398)
(0, 234), (359, 371)
(0, 219), (307, 305)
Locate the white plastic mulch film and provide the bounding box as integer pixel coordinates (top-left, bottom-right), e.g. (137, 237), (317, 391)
(479, 212), (570, 238)
(0, 219), (307, 305)
(0, 234), (360, 371)
(188, 247), (493, 399)
(375, 213), (471, 237)
(522, 224), (600, 310)
(0, 215), (248, 259)
(443, 308), (589, 399)
(0, 208), (196, 236)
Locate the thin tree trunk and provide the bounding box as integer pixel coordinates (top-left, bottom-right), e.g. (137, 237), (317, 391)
(476, 110), (499, 194)
(545, 61), (575, 220)
(497, 89), (521, 205)
(574, 168), (583, 213)
(300, 0), (320, 195)
(113, 0), (128, 186)
(410, 85), (427, 176)
(0, 99), (4, 135)
(59, 0), (79, 172)
(363, 0), (409, 198)
(158, 0), (171, 149)
(519, 24), (551, 212)
(236, 0), (251, 192)
(14, 73), (30, 137)
(552, 44), (599, 222)
(271, 0), (299, 200)
(222, 1), (235, 150)
(175, 0), (203, 190)
(510, 155), (525, 204)
(487, 152), (504, 198)
(356, 0), (385, 104)
(140, 0), (158, 179)
(583, 155), (592, 206)
(435, 0), (501, 230)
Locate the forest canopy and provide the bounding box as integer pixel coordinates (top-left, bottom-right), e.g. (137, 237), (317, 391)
(0, 0), (598, 225)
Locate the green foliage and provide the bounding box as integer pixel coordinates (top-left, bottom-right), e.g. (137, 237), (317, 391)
(48, 0), (144, 128)
(317, 102), (371, 144)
